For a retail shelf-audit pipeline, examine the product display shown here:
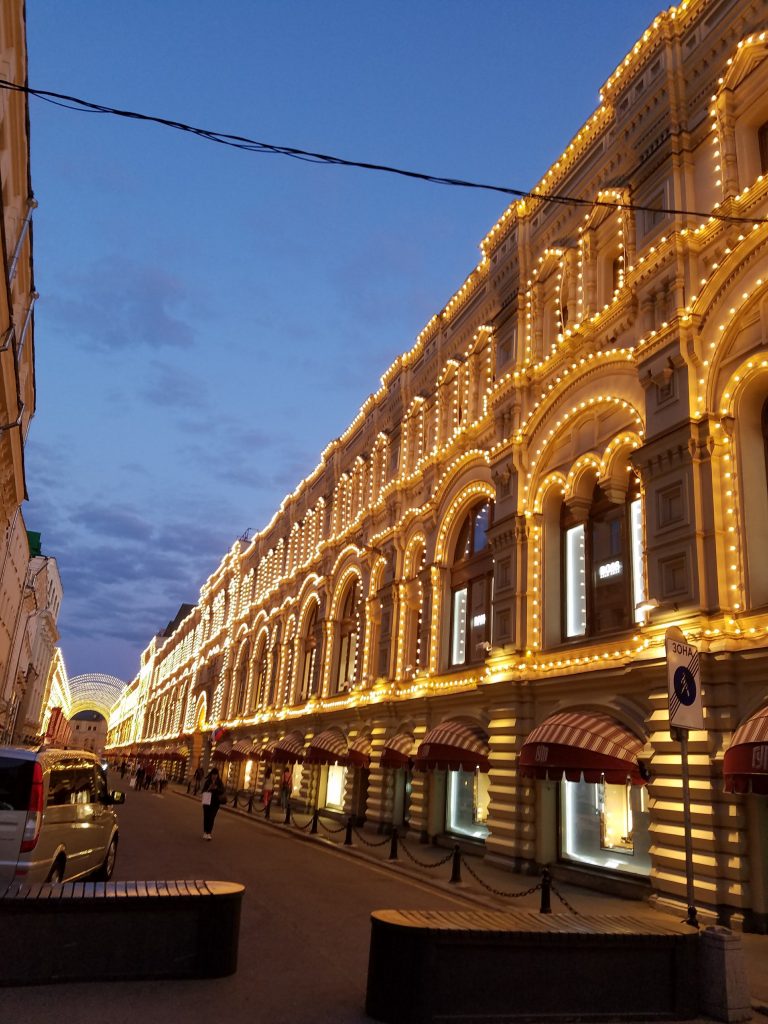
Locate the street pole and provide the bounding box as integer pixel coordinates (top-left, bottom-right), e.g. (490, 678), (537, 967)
(678, 729), (698, 928)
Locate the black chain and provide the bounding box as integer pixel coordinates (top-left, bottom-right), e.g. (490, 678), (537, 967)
(352, 827), (391, 848)
(550, 881), (581, 915)
(398, 838), (454, 870)
(459, 855), (542, 899)
(290, 814), (315, 832)
(317, 818), (346, 835)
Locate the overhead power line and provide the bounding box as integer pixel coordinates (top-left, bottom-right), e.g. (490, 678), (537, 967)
(0, 78), (765, 226)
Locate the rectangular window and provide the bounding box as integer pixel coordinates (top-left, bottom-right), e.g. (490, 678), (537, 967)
(560, 779), (650, 877)
(630, 498), (646, 623)
(451, 587), (468, 664)
(325, 765), (346, 811)
(565, 525), (587, 637)
(445, 769), (490, 840)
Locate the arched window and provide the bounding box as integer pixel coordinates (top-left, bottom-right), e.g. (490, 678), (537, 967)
(266, 624), (281, 707)
(254, 634), (269, 708)
(449, 500), (494, 666)
(561, 478), (643, 639)
(334, 580), (360, 693)
(231, 641), (250, 717)
(300, 604), (322, 700)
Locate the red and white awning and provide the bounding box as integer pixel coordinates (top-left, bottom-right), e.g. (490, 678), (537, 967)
(724, 705), (768, 794)
(414, 721), (490, 773)
(380, 733), (415, 770)
(212, 740), (233, 761)
(305, 729), (349, 766)
(263, 733), (305, 764)
(348, 736), (372, 769)
(230, 739), (261, 761)
(519, 711), (645, 785)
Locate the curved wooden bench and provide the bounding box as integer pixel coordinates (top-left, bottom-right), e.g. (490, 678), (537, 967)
(366, 908), (699, 1023)
(0, 879), (244, 984)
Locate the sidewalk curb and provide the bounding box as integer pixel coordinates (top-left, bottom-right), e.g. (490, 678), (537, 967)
(171, 785), (498, 908)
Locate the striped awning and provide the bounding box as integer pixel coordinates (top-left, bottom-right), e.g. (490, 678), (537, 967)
(212, 740), (233, 761)
(380, 733), (415, 770)
(348, 736), (372, 769)
(263, 733), (305, 764)
(230, 739), (261, 761)
(414, 721), (490, 773)
(305, 729), (349, 766)
(519, 711), (645, 785)
(724, 705), (768, 794)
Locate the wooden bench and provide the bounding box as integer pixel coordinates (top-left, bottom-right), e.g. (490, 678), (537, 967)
(366, 908), (699, 1023)
(0, 879), (244, 985)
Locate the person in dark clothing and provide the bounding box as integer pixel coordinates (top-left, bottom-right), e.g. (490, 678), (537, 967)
(192, 764), (204, 795)
(201, 768), (225, 839)
(119, 760), (127, 779)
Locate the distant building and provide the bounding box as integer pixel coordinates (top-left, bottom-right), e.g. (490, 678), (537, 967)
(0, 2), (45, 743)
(110, 0), (768, 931)
(69, 710), (107, 755)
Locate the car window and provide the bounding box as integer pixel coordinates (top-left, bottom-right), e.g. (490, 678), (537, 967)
(47, 764), (75, 806)
(47, 760), (100, 806)
(91, 766), (107, 803)
(0, 755), (33, 810)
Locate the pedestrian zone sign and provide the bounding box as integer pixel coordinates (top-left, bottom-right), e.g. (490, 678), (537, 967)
(665, 627), (703, 731)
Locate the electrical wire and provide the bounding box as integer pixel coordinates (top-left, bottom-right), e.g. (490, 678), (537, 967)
(1, 78), (765, 226)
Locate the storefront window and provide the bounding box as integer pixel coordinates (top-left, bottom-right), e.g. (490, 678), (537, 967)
(560, 778), (650, 876)
(325, 764), (346, 811)
(446, 769), (490, 840)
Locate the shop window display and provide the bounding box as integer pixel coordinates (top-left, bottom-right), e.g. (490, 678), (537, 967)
(560, 778), (651, 877)
(446, 769), (490, 840)
(325, 764), (346, 811)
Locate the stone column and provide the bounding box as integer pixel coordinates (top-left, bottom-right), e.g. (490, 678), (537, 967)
(485, 698), (537, 871)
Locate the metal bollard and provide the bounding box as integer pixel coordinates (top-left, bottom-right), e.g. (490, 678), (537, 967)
(540, 866), (552, 914)
(450, 844), (462, 884)
(310, 809), (319, 834)
(247, 793), (254, 814)
(283, 801), (291, 825)
(388, 828), (399, 861)
(344, 816), (354, 846)
(232, 791), (239, 809)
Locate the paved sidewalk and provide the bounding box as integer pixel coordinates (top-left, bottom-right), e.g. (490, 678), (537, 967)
(174, 783), (768, 1016)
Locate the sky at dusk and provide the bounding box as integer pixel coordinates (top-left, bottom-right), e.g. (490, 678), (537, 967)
(24, 1), (665, 683)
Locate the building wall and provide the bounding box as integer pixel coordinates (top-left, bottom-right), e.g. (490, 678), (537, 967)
(109, 0), (768, 929)
(0, 0), (39, 741)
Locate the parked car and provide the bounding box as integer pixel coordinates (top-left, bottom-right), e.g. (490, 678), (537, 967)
(0, 746), (125, 886)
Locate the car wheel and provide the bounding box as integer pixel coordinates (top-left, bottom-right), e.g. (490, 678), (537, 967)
(95, 838), (117, 881)
(47, 859), (64, 884)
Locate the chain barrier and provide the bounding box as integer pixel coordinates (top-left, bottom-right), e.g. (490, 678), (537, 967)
(351, 827), (391, 848)
(398, 837), (454, 870)
(550, 881), (581, 916)
(317, 818), (346, 835)
(290, 814), (315, 832)
(459, 854), (542, 900)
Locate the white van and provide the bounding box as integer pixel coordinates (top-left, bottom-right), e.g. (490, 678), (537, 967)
(0, 746), (125, 886)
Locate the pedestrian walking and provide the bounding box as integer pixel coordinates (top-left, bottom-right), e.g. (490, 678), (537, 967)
(192, 764), (203, 795)
(280, 766), (293, 811)
(155, 765), (167, 794)
(144, 763), (155, 791)
(201, 768), (226, 839)
(261, 766), (274, 816)
(134, 763), (145, 790)
(119, 760), (127, 779)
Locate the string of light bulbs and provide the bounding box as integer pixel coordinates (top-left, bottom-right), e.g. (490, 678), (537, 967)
(0, 78), (765, 226)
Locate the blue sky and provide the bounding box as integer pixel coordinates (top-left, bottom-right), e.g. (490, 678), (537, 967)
(25, 1), (665, 682)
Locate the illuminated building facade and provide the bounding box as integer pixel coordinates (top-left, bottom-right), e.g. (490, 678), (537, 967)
(109, 0), (768, 930)
(0, 2), (42, 744)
